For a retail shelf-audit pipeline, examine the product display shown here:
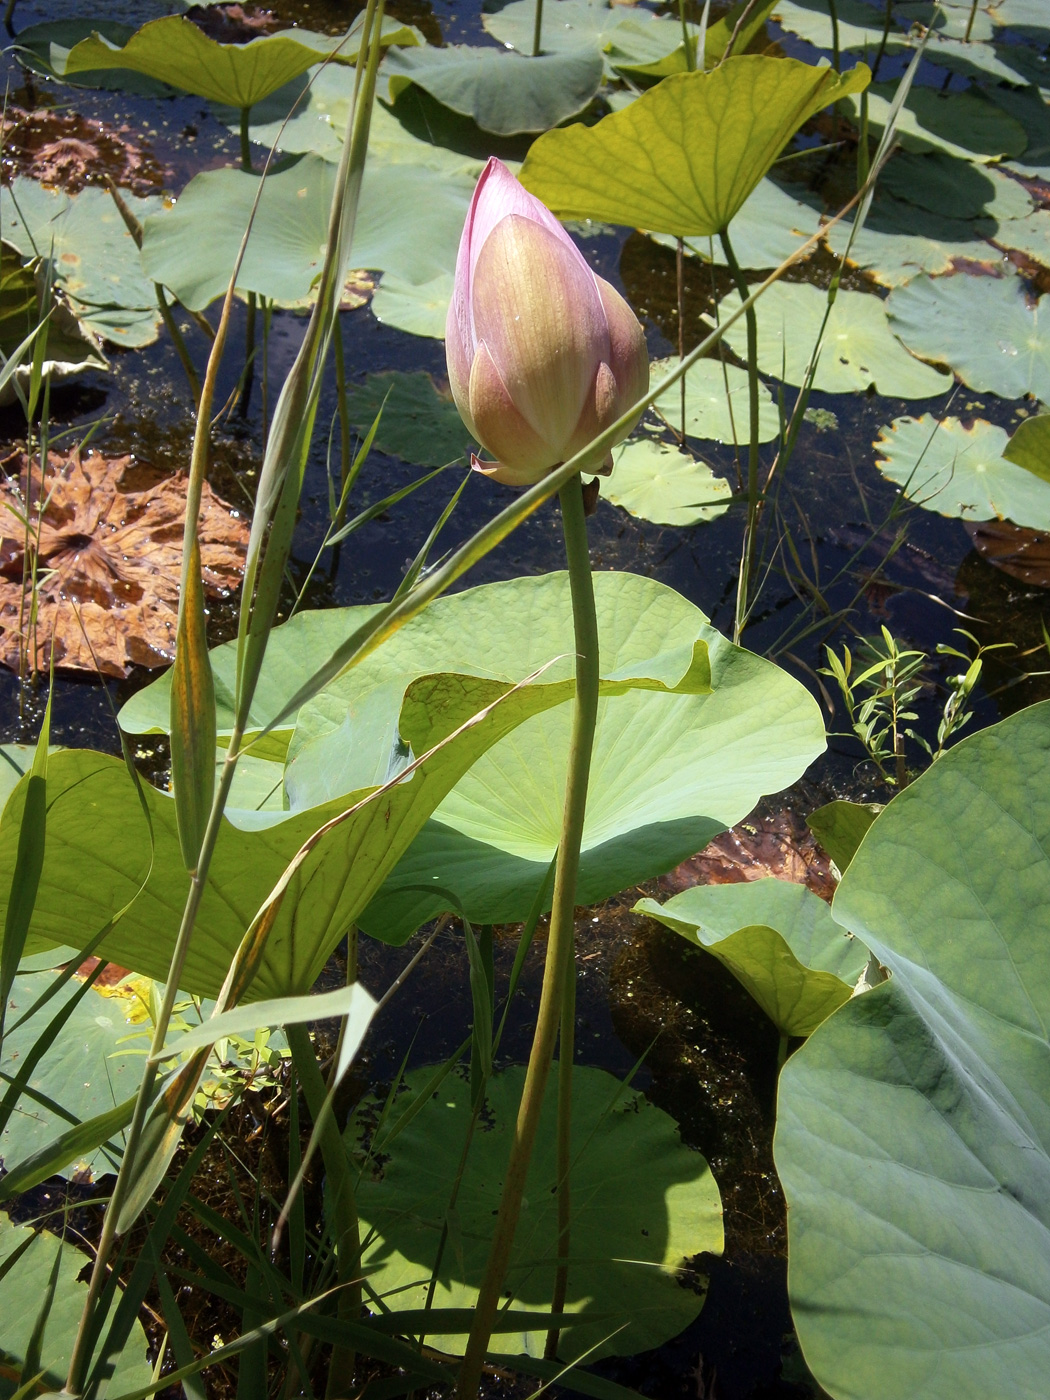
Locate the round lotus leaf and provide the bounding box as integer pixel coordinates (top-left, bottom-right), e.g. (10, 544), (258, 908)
(895, 0), (997, 41)
(841, 84), (1027, 163)
(887, 272), (1050, 402)
(993, 209), (1050, 270)
(636, 878), (868, 1036)
(823, 194), (1000, 288)
(1004, 413), (1050, 477)
(879, 151), (1032, 223)
(0, 1215), (151, 1392)
(0, 179), (161, 346)
(54, 13), (412, 108)
(649, 355), (780, 445)
(370, 269), (455, 338)
(774, 0), (912, 50)
(483, 0), (683, 75)
(519, 56), (870, 237)
(343, 372), (468, 466)
(775, 700), (1050, 1400)
(718, 282), (952, 397)
(875, 414), (1050, 528)
(995, 85), (1050, 182)
(141, 153), (473, 311)
(651, 175), (823, 272)
(605, 438), (732, 526)
(12, 17), (176, 96)
(383, 43), (604, 136)
(354, 1063), (723, 1361)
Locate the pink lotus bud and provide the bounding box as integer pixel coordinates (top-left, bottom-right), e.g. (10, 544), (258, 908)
(446, 158), (649, 488)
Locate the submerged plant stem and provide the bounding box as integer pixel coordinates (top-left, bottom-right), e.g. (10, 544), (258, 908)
(455, 476), (599, 1399)
(719, 228), (760, 643)
(532, 0), (544, 55)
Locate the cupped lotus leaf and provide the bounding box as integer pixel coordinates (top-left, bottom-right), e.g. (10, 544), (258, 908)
(875, 414), (1050, 527)
(634, 878), (867, 1036)
(880, 151), (1032, 223)
(343, 372), (469, 465)
(5, 663), (656, 1001)
(649, 355), (780, 445)
(841, 85), (1027, 163)
(608, 0), (780, 79)
(0, 1215), (151, 1393)
(343, 575), (824, 941)
(806, 799), (880, 874)
(605, 438), (732, 526)
(354, 1064), (723, 1361)
(55, 13), (417, 109)
(651, 175), (823, 272)
(775, 700), (1050, 1400)
(140, 154), (474, 311)
(718, 282), (952, 397)
(1, 969), (149, 1179)
(519, 56), (870, 236)
(887, 272), (1050, 402)
(383, 43), (604, 137)
(370, 269), (455, 338)
(0, 178), (162, 346)
(1004, 413), (1050, 478)
(13, 18), (174, 96)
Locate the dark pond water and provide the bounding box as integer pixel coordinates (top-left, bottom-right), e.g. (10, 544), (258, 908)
(2, 1), (1049, 1396)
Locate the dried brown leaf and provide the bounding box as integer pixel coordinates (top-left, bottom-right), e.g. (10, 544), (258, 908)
(965, 517), (1050, 589)
(0, 447), (249, 677)
(660, 808), (836, 902)
(0, 106), (168, 195)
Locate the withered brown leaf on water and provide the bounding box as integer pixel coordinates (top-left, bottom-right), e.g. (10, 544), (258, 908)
(0, 447), (249, 677)
(660, 808), (836, 902)
(0, 106), (168, 195)
(964, 518), (1050, 589)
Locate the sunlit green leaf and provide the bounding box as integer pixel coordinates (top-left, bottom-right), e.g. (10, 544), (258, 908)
(635, 878), (867, 1035)
(807, 799), (880, 873)
(841, 84), (1027, 163)
(0, 242), (107, 402)
(652, 175), (823, 273)
(520, 55), (869, 236)
(370, 269), (455, 338)
(605, 438), (733, 525)
(1003, 414), (1050, 479)
(343, 372), (468, 465)
(824, 195), (1001, 288)
(887, 271), (1050, 401)
(649, 355), (780, 445)
(354, 1064), (723, 1360)
(776, 700), (1050, 1400)
(383, 43), (604, 136)
(875, 415), (1050, 528)
(718, 282), (952, 397)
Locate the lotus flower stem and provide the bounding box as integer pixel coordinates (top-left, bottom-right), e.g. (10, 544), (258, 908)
(719, 227), (761, 644)
(545, 939), (578, 1359)
(677, 237), (687, 442)
(455, 475), (599, 1399)
(532, 0), (544, 56)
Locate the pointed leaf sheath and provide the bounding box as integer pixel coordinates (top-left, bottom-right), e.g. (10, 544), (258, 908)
(446, 158), (649, 486)
(170, 539), (217, 873)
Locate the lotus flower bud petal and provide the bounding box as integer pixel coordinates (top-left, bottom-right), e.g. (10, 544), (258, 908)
(446, 157), (649, 486)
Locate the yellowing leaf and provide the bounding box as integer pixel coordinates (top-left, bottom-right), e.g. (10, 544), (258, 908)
(520, 55), (870, 236)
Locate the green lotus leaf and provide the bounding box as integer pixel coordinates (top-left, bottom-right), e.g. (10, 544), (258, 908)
(0, 1215), (151, 1393)
(807, 799), (880, 873)
(0, 241), (107, 402)
(775, 699), (1050, 1400)
(345, 574), (824, 941)
(140, 153), (474, 311)
(875, 414), (1050, 527)
(0, 743), (36, 811)
(5, 662), (652, 1001)
(482, 0), (682, 74)
(354, 1064), (723, 1361)
(1003, 414), (1050, 478)
(718, 282), (952, 397)
(841, 84), (1027, 163)
(370, 269), (455, 338)
(652, 174), (823, 272)
(383, 43), (604, 136)
(635, 878), (867, 1036)
(605, 439), (733, 526)
(773, 0), (911, 50)
(0, 179), (162, 347)
(55, 12), (417, 108)
(12, 18), (174, 96)
(895, 0), (998, 42)
(880, 151), (1032, 223)
(1, 969), (150, 1180)
(519, 55), (870, 236)
(994, 85), (1050, 182)
(610, 0), (780, 78)
(649, 355), (780, 445)
(993, 209), (1050, 270)
(824, 194), (1005, 288)
(887, 271), (1050, 401)
(343, 372), (469, 465)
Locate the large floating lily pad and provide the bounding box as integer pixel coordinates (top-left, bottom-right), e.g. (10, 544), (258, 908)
(483, 0), (682, 74)
(775, 700), (1050, 1400)
(887, 272), (1050, 401)
(880, 151), (1032, 223)
(343, 372), (469, 466)
(875, 414), (1050, 527)
(824, 193), (1001, 289)
(773, 0), (909, 51)
(718, 282), (952, 397)
(650, 355), (781, 445)
(605, 438), (733, 526)
(652, 175), (823, 272)
(841, 84), (1027, 163)
(993, 209), (1050, 269)
(635, 878), (867, 1036)
(994, 84), (1050, 182)
(54, 13), (414, 108)
(383, 42), (604, 136)
(355, 1063), (723, 1360)
(0, 178), (161, 346)
(141, 153), (473, 311)
(370, 269), (455, 338)
(520, 55), (869, 236)
(0, 1215), (151, 1393)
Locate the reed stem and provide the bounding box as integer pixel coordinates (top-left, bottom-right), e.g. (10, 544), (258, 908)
(720, 227), (760, 644)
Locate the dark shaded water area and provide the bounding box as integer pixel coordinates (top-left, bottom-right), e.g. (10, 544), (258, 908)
(2, 1), (1050, 1397)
